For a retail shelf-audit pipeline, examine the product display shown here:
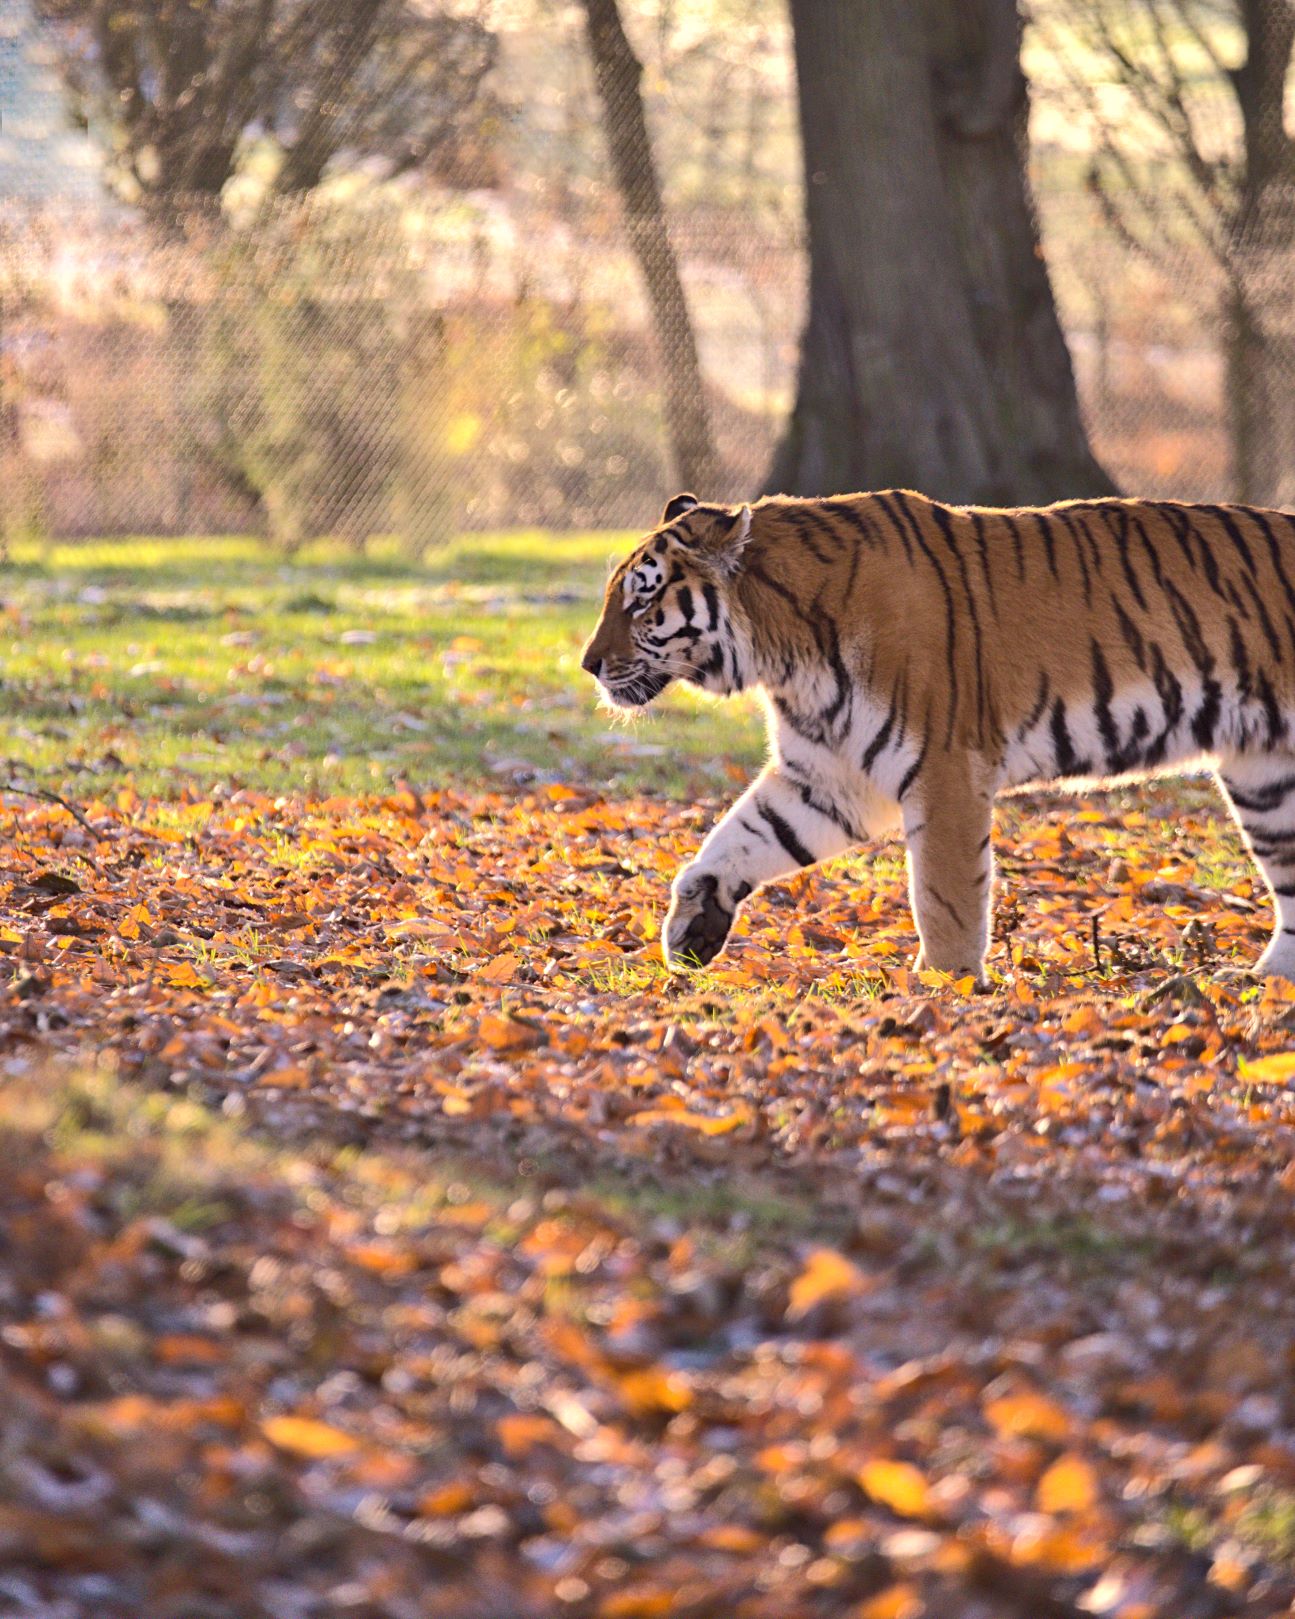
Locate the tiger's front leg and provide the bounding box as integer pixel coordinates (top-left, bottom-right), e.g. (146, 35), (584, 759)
(663, 765), (889, 969)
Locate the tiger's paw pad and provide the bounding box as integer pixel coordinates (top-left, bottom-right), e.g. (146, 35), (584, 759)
(663, 872), (736, 970)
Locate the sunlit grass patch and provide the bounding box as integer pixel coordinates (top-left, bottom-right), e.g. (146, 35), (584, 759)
(3, 531), (764, 800)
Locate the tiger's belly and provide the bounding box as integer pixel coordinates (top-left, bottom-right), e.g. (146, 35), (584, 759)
(1000, 671), (1289, 793)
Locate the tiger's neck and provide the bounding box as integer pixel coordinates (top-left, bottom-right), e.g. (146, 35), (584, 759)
(733, 547), (853, 703)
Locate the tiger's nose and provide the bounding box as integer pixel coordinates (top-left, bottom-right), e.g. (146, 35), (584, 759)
(581, 649), (603, 678)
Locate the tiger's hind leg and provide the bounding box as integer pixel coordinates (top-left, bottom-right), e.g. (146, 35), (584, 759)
(1217, 754), (1295, 979)
(902, 759), (995, 983)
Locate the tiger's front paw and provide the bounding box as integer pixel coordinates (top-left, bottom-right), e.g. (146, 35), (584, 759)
(663, 870), (745, 970)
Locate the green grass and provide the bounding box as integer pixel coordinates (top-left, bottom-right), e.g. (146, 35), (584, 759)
(0, 532), (765, 799)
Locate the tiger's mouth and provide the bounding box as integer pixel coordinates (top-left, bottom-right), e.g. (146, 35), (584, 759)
(602, 670), (672, 710)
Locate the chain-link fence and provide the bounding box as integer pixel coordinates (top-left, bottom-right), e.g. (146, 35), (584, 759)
(2, 0), (1292, 549)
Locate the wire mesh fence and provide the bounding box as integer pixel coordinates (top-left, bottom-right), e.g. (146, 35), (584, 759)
(2, 0), (1293, 550)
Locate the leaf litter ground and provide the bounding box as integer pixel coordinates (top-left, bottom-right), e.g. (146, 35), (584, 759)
(5, 783), (1295, 1618)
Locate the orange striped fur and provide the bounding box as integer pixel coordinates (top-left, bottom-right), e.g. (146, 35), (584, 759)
(582, 490), (1295, 981)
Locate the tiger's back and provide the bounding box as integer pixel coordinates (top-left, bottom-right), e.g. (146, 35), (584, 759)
(750, 490), (1295, 780)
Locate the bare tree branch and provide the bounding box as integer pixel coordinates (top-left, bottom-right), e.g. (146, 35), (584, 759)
(34, 0), (497, 217)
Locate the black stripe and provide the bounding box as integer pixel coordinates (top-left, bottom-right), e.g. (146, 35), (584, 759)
(869, 490), (915, 564)
(1142, 642), (1184, 766)
(1202, 503), (1259, 577)
(1158, 575), (1223, 747)
(799, 503), (850, 552)
(1153, 502), (1199, 574)
(773, 697), (819, 744)
(786, 512), (834, 565)
(861, 701), (898, 771)
(929, 502), (989, 745)
(1256, 667), (1285, 743)
(1222, 774), (1295, 813)
(1228, 617), (1253, 702)
(898, 731), (930, 800)
(1090, 640), (1125, 771)
(883, 491), (961, 740)
(1104, 506), (1148, 610)
(818, 499), (879, 549)
(968, 510), (999, 615)
(928, 889), (968, 929)
(756, 801), (815, 867)
(746, 557), (850, 738)
(1050, 697), (1091, 776)
(1055, 510), (1093, 603)
(784, 767), (863, 842)
(1240, 571), (1283, 661)
(1130, 511), (1166, 590)
(1191, 680), (1222, 749)
(1236, 505), (1295, 659)
(1033, 511), (1059, 581)
(1073, 505), (1107, 576)
(1249, 831), (1295, 853)
(701, 582), (719, 630)
(1111, 594), (1147, 672)
(1175, 508), (1228, 602)
(1000, 512), (1027, 582)
(1018, 669), (1051, 740)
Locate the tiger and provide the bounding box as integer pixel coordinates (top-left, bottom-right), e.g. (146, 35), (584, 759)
(580, 488), (1295, 984)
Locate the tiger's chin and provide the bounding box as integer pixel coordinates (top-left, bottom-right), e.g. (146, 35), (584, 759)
(601, 671), (673, 710)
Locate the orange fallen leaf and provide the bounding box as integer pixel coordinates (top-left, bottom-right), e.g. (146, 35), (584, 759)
(153, 1334), (224, 1365)
(599, 1591), (675, 1619)
(477, 951), (522, 984)
(496, 1412), (561, 1456)
(626, 1106), (748, 1135)
(158, 960), (208, 989)
(855, 1584), (923, 1619)
(261, 1415), (361, 1458)
(858, 1458), (932, 1520)
(1238, 1052), (1295, 1084)
(984, 1389), (1071, 1442)
(1037, 1452), (1100, 1513)
(616, 1366), (693, 1415)
(477, 1010), (543, 1051)
(417, 1479), (475, 1516)
(788, 1248), (871, 1316)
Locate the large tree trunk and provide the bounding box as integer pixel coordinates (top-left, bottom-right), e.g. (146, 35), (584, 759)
(581, 0), (719, 494)
(769, 0), (1113, 504)
(1223, 278), (1295, 507)
(1225, 0), (1295, 505)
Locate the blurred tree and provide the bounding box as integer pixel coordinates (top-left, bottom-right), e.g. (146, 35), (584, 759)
(32, 0), (497, 218)
(580, 0), (719, 493)
(1038, 0), (1295, 503)
(769, 0), (1114, 504)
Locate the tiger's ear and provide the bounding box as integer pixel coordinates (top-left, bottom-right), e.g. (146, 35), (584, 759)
(662, 492), (700, 523)
(710, 503), (752, 576)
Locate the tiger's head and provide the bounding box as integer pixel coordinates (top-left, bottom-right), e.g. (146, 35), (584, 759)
(581, 493), (753, 710)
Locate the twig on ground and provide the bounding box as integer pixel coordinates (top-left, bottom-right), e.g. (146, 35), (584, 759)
(0, 783), (99, 838)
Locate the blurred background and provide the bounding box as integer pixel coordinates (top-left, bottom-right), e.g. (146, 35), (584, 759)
(1, 0), (1293, 552)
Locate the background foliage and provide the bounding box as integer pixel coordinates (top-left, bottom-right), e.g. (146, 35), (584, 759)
(5, 0), (1292, 548)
